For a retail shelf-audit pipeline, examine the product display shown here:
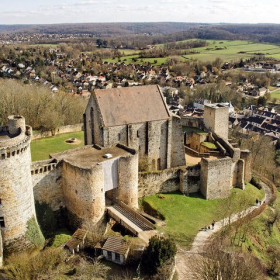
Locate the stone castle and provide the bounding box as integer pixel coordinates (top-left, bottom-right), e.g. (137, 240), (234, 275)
(0, 85), (251, 261)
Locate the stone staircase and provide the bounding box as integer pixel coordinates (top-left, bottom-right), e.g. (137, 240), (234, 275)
(107, 202), (154, 236)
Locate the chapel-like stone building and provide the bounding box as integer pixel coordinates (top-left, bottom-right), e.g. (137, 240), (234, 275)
(83, 85), (186, 170)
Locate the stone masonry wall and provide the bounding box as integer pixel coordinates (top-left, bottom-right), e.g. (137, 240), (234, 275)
(61, 161), (105, 228)
(240, 150), (252, 182)
(181, 116), (205, 130)
(200, 157), (232, 200)
(0, 138), (39, 252)
(118, 154), (139, 209)
(171, 116), (186, 167)
(180, 165), (201, 194)
(147, 120), (168, 170)
(203, 106), (229, 140)
(138, 168), (181, 197)
(32, 161), (64, 211)
(84, 95), (104, 146)
(32, 123), (83, 140)
(139, 165), (201, 197)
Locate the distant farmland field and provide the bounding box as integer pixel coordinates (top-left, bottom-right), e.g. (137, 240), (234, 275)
(103, 39), (280, 64)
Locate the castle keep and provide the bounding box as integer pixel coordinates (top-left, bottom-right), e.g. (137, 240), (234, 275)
(0, 85), (252, 260)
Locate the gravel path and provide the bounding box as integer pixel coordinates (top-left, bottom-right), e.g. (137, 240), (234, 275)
(175, 182), (272, 280)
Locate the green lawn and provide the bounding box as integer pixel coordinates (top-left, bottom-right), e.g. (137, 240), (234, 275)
(31, 131), (84, 162)
(160, 39), (280, 63)
(202, 142), (217, 149)
(51, 228), (72, 248)
(270, 89), (280, 101)
(183, 126), (207, 134)
(142, 183), (264, 247)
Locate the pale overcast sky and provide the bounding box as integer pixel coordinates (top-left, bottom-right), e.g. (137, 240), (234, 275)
(0, 0), (280, 25)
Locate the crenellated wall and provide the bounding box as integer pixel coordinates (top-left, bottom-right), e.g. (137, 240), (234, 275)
(0, 116), (43, 254)
(32, 160), (64, 211)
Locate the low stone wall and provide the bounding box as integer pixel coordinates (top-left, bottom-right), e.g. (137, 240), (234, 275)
(139, 165), (201, 197)
(138, 167), (181, 197)
(180, 165), (201, 194)
(181, 116), (204, 130)
(32, 123), (83, 140)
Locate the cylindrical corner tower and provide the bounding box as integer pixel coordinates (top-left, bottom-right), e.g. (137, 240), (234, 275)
(0, 116), (43, 254)
(118, 153), (139, 209)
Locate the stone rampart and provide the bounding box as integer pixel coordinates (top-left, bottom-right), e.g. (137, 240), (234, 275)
(181, 116), (205, 130)
(240, 150), (252, 182)
(32, 160), (64, 211)
(139, 165), (201, 197)
(180, 165), (201, 194)
(32, 123), (83, 140)
(200, 157), (232, 200)
(138, 168), (181, 197)
(0, 116), (43, 253)
(62, 161), (105, 229)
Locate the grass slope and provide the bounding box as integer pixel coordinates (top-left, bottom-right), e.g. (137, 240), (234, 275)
(142, 183), (264, 247)
(31, 131), (84, 162)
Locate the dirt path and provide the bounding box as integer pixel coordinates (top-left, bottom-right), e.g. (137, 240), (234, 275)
(175, 182), (272, 280)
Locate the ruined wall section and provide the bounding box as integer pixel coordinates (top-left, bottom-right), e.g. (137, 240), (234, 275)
(61, 161), (105, 229)
(180, 165), (201, 194)
(138, 168), (181, 197)
(138, 165), (201, 197)
(0, 116), (42, 253)
(200, 157), (232, 200)
(181, 116), (205, 130)
(240, 150), (252, 182)
(32, 160), (64, 211)
(118, 154), (139, 209)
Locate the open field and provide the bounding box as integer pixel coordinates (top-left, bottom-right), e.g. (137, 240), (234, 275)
(270, 89), (280, 101)
(104, 55), (168, 65)
(31, 131), (84, 162)
(104, 39), (280, 64)
(28, 44), (59, 48)
(142, 183), (264, 247)
(178, 40), (280, 63)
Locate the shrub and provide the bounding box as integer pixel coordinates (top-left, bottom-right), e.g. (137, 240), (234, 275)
(35, 201), (57, 237)
(141, 236), (176, 275)
(25, 216), (45, 248)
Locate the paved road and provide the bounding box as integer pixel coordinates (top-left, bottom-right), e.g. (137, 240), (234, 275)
(175, 182), (272, 280)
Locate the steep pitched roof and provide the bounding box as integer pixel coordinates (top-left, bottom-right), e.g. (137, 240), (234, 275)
(94, 85), (170, 127)
(102, 236), (129, 255)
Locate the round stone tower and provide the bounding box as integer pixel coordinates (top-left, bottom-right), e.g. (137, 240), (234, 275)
(0, 116), (43, 254)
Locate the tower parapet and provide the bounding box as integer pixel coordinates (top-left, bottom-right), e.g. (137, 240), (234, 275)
(0, 116), (43, 254)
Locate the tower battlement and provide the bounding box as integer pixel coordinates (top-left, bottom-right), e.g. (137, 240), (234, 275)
(0, 116), (43, 255)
